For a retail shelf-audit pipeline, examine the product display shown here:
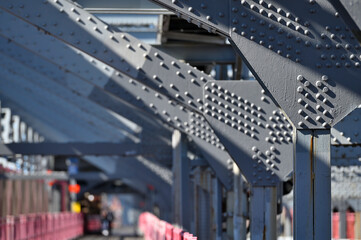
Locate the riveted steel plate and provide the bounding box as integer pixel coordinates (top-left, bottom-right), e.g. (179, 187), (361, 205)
(102, 68), (233, 189)
(149, 0), (361, 129)
(331, 106), (361, 145)
(188, 112), (234, 188)
(339, 0), (361, 31)
(229, 0), (361, 129)
(0, 0), (210, 112)
(204, 81), (293, 186)
(332, 145), (361, 166)
(0, 10), (233, 187)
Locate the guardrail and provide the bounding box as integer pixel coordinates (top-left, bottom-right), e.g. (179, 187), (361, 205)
(0, 212), (83, 240)
(139, 212), (196, 240)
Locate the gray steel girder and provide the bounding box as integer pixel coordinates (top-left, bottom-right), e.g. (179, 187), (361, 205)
(0, 1), (211, 112)
(332, 145), (361, 166)
(0, 5), (275, 186)
(0, 13), (233, 189)
(148, 0), (361, 129)
(331, 106), (361, 145)
(204, 81), (293, 186)
(0, 52), (172, 162)
(2, 2), (360, 187)
(0, 69), (173, 190)
(339, 0), (361, 31)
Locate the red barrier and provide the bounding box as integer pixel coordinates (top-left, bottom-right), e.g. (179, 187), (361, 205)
(332, 212), (356, 239)
(173, 228), (183, 240)
(139, 212), (197, 240)
(165, 223), (173, 240)
(0, 213), (83, 240)
(347, 212), (355, 239)
(14, 215), (26, 240)
(333, 213), (340, 239)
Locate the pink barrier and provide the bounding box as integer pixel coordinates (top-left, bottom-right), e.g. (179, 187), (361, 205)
(0, 213), (83, 240)
(332, 212), (356, 239)
(172, 228), (183, 240)
(139, 212), (197, 240)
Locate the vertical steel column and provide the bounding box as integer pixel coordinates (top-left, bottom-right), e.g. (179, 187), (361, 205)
(193, 166), (212, 239)
(294, 130), (331, 240)
(250, 186), (277, 240)
(226, 190), (234, 239)
(172, 130), (190, 230)
(212, 177), (223, 240)
(233, 165), (241, 240)
(233, 164), (247, 240)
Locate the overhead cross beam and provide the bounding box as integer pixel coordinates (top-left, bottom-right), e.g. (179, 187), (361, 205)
(0, 15), (233, 189)
(148, 0), (361, 129)
(0, 7), (293, 188)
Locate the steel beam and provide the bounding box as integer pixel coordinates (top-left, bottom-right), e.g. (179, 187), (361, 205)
(338, 0), (361, 31)
(0, 1), (211, 113)
(212, 177), (223, 240)
(76, 0), (172, 14)
(331, 107), (361, 145)
(0, 57), (137, 142)
(233, 165), (248, 240)
(0, 71), (130, 143)
(294, 130), (331, 240)
(155, 44), (236, 65)
(0, 44), (173, 162)
(172, 130), (191, 230)
(0, 17), (232, 189)
(250, 186), (277, 240)
(192, 166), (212, 239)
(0, 7), (293, 188)
(147, 0), (361, 129)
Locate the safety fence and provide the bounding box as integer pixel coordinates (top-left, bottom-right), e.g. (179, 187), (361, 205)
(139, 212), (197, 240)
(0, 212), (83, 240)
